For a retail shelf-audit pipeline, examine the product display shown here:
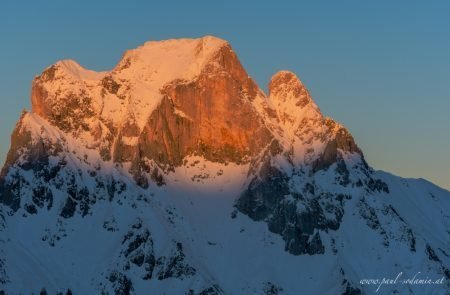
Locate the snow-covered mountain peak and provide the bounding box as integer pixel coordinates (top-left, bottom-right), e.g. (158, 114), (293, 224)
(30, 36), (253, 138)
(268, 70), (321, 129)
(25, 37), (245, 174)
(133, 35), (228, 55)
(264, 70), (331, 167)
(55, 59), (107, 81)
(114, 36), (229, 83)
(269, 70), (304, 88)
(269, 70), (318, 112)
(2, 37), (450, 294)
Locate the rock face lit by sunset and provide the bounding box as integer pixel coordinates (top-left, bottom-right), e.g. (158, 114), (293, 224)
(0, 37), (449, 294)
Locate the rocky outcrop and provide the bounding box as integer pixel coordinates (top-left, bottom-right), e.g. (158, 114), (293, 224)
(101, 219), (199, 294)
(122, 40), (273, 167)
(31, 64), (99, 133)
(236, 157), (345, 255)
(0, 112), (62, 212)
(269, 70), (312, 110)
(1, 111), (43, 178)
(141, 77), (271, 167)
(267, 70), (363, 172)
(313, 119), (362, 171)
(27, 37), (273, 172)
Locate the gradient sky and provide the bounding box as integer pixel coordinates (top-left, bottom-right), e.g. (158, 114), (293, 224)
(1, 0), (449, 190)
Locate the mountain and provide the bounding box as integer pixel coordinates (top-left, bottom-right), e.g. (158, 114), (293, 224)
(0, 36), (449, 295)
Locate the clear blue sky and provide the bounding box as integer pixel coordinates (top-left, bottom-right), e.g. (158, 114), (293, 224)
(1, 0), (449, 190)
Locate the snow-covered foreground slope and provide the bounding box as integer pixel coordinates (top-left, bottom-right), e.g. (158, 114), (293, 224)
(1, 36), (449, 294)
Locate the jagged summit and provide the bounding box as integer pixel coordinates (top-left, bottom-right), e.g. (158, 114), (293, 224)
(8, 35), (364, 179)
(268, 70), (321, 130)
(269, 70), (305, 89)
(31, 36), (237, 130)
(269, 70), (312, 107)
(32, 37), (252, 117)
(1, 37), (449, 295)
(42, 36), (229, 82)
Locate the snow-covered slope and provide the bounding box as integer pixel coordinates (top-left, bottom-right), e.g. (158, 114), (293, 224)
(1, 36), (449, 295)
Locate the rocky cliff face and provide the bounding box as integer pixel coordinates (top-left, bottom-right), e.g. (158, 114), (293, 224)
(1, 36), (449, 295)
(27, 37), (273, 183)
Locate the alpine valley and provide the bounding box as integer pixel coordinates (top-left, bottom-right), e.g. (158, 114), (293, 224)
(0, 36), (449, 295)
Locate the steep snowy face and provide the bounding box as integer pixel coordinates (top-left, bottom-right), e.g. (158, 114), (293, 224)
(266, 70), (361, 169)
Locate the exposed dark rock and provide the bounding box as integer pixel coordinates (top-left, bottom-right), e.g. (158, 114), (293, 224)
(237, 158), (343, 255)
(313, 139), (339, 172)
(102, 75), (121, 95)
(262, 282), (283, 295)
(32, 185), (53, 210)
(408, 229), (416, 252)
(1, 113), (50, 178)
(150, 167), (165, 187)
(32, 75), (96, 132)
(129, 162), (150, 190)
(367, 178), (389, 194)
(187, 285), (223, 295)
(0, 257), (8, 285)
(444, 268), (450, 280)
(313, 120), (362, 172)
(60, 197), (76, 218)
(41, 65), (58, 82)
(0, 175), (22, 212)
(108, 271), (134, 295)
(335, 160), (350, 186)
(236, 160), (289, 221)
(358, 198), (389, 247)
(343, 284), (363, 295)
(103, 217), (118, 232)
(24, 204), (37, 215)
(269, 140), (283, 156)
(120, 221), (156, 280)
(156, 242), (196, 280)
(426, 244), (441, 262)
